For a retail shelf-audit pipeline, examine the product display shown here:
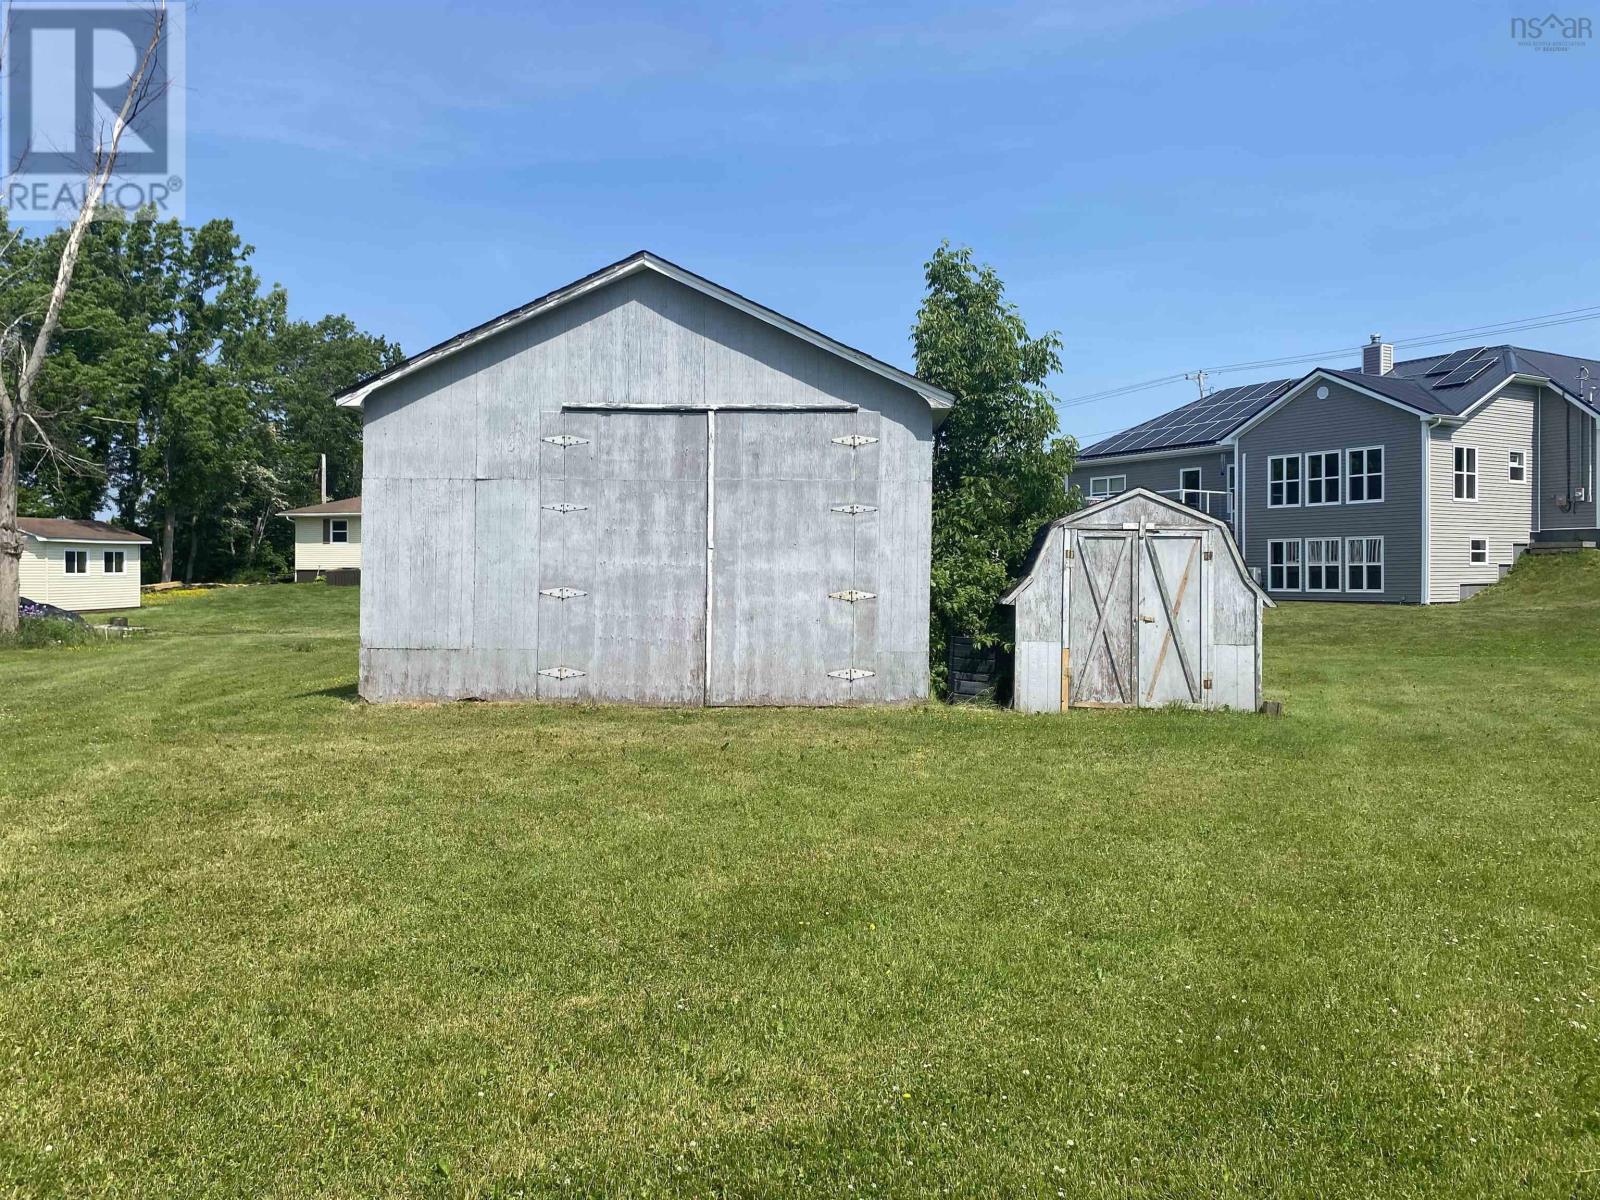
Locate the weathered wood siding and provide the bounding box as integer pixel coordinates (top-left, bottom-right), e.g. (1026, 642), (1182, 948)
(360, 269), (933, 704)
(1005, 491), (1264, 714)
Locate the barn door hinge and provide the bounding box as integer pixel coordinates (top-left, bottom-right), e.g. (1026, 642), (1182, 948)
(827, 668), (876, 681)
(830, 503), (878, 516)
(542, 434), (590, 448)
(538, 666), (586, 680)
(541, 502), (588, 514)
(1064, 548), (1075, 560)
(831, 435), (878, 449)
(1202, 675), (1214, 690)
(1203, 550), (1214, 561)
(828, 589), (877, 603)
(539, 587), (587, 601)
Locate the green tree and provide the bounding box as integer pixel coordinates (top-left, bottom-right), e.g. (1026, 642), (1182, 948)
(912, 243), (1077, 693)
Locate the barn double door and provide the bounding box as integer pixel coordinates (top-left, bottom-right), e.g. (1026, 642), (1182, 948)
(1066, 526), (1207, 709)
(535, 407), (880, 705)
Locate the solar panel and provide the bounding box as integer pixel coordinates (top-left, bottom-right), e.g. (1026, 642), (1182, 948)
(1081, 377), (1293, 457)
(1434, 352), (1498, 389)
(1424, 347), (1485, 377)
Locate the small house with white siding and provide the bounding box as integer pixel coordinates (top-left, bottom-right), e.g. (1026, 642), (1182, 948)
(18, 518), (149, 611)
(283, 497), (362, 581)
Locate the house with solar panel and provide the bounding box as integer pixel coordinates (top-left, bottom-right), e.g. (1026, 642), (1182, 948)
(1068, 339), (1600, 603)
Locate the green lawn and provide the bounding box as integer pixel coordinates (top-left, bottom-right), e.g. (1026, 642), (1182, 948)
(2, 561), (1598, 1198)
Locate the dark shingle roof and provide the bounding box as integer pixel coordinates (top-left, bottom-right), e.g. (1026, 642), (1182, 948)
(1079, 344), (1600, 460)
(17, 518), (150, 544)
(281, 497), (361, 517)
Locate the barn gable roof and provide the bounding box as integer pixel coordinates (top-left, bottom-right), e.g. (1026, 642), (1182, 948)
(333, 251), (956, 416)
(999, 488), (1273, 607)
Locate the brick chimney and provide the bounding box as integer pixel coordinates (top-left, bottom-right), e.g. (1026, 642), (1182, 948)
(1362, 334), (1394, 376)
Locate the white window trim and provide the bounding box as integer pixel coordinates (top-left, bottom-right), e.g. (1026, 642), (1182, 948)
(1266, 538), (1304, 592)
(103, 550), (126, 574)
(330, 518), (350, 544)
(1304, 449), (1342, 508)
(1454, 445), (1479, 503)
(1345, 444), (1385, 506)
(1508, 450), (1525, 481)
(63, 549), (87, 574)
(1089, 474), (1126, 500)
(1305, 536), (1342, 593)
(1346, 536), (1385, 594)
(1267, 454), (1302, 509)
(1469, 537), (1487, 565)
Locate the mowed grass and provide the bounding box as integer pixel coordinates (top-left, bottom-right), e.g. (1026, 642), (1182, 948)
(2, 561), (1598, 1198)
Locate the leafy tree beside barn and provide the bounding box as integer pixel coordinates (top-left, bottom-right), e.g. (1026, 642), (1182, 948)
(913, 243), (1077, 693)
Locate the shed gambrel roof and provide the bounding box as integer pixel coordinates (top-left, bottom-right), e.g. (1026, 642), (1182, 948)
(333, 251), (955, 416)
(1080, 344), (1600, 461)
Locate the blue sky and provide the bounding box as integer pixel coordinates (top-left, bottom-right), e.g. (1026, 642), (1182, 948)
(175, 0), (1599, 445)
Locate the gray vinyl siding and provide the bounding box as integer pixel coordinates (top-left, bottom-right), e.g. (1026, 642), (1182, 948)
(1237, 378), (1423, 603)
(1535, 389), (1598, 530)
(1069, 448), (1234, 504)
(1427, 386), (1534, 602)
(361, 268), (934, 703)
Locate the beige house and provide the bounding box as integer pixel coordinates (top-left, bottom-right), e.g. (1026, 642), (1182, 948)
(18, 518), (149, 611)
(283, 497), (361, 581)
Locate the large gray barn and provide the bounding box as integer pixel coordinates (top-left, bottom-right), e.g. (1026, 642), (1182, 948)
(336, 252), (953, 705)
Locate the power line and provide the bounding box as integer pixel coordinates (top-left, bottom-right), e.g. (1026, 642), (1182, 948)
(1055, 303), (1600, 412)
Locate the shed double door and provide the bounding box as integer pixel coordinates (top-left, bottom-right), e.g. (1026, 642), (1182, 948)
(1065, 526), (1207, 709)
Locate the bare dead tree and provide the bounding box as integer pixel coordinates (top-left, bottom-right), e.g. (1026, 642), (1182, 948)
(0, 3), (168, 633)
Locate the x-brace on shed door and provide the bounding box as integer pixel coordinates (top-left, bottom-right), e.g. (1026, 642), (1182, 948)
(1064, 525), (1208, 709)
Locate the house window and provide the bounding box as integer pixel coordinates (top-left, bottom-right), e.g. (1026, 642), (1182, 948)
(1089, 475), (1125, 500)
(1346, 537), (1384, 593)
(323, 518), (350, 544)
(1306, 537), (1342, 592)
(1508, 450), (1525, 481)
(64, 549), (87, 574)
(1347, 446), (1384, 503)
(1267, 539), (1302, 591)
(1305, 451), (1341, 506)
(1179, 467), (1203, 508)
(1454, 446), (1478, 500)
(103, 550), (125, 574)
(1469, 538), (1487, 565)
(1268, 455), (1301, 507)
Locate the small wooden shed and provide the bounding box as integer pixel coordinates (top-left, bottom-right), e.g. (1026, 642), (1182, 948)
(1000, 488), (1272, 713)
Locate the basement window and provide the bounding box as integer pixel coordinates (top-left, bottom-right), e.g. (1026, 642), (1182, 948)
(1454, 446), (1478, 500)
(64, 550), (87, 574)
(1267, 539), (1302, 591)
(1306, 537), (1342, 592)
(1346, 537), (1384, 593)
(1469, 538), (1487, 564)
(103, 550), (125, 574)
(1508, 450), (1525, 481)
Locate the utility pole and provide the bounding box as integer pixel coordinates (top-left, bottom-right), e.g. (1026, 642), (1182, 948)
(1184, 369), (1211, 399)
(320, 453), (329, 503)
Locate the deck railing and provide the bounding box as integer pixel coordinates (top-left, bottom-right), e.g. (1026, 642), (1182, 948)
(1156, 487), (1235, 525)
